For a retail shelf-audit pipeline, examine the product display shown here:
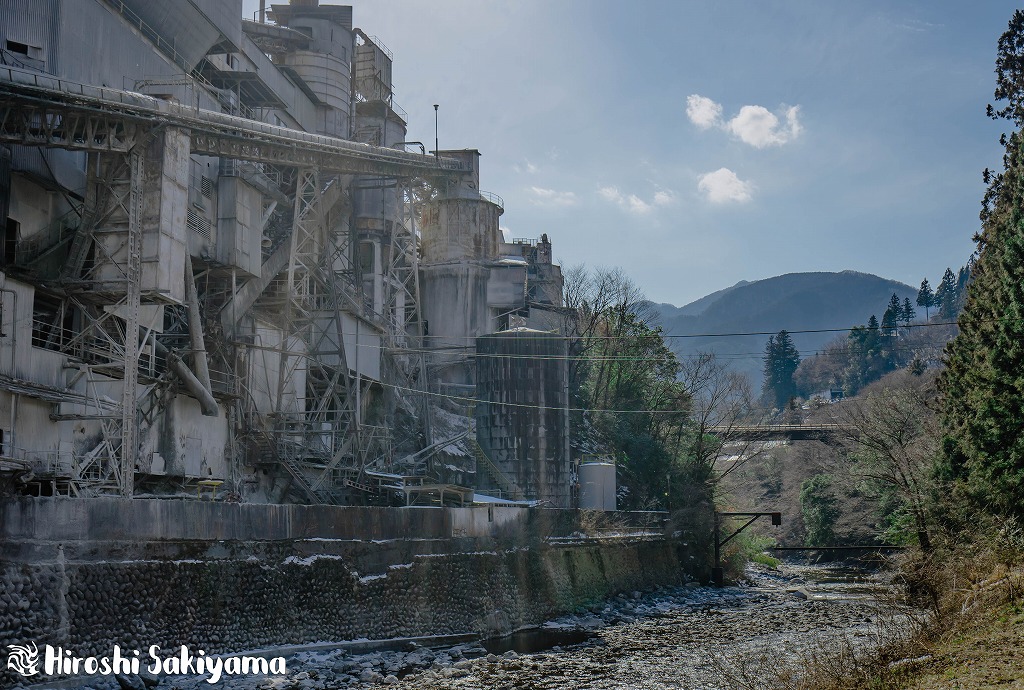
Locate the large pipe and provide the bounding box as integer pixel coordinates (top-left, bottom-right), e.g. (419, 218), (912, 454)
(184, 254), (214, 396)
(153, 339), (219, 417)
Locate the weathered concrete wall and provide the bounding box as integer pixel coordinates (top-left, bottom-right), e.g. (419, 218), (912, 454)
(420, 263), (492, 386)
(420, 198), (502, 263)
(0, 499), (694, 688)
(0, 498), (664, 545)
(477, 331), (570, 507)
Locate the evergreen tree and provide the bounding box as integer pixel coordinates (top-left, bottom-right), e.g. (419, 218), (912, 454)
(917, 278), (935, 320)
(902, 297), (916, 324)
(846, 310), (908, 392)
(941, 9), (1024, 519)
(882, 293), (902, 336)
(881, 306), (898, 336)
(887, 292), (902, 315)
(762, 330), (800, 409)
(935, 267), (958, 320)
(955, 263), (972, 314)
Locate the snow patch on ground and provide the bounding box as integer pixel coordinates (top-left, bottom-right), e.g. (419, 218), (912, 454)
(282, 554), (345, 566)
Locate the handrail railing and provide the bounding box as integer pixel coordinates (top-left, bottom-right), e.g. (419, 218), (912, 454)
(390, 100), (408, 123)
(103, 0), (224, 98)
(479, 190), (504, 211)
(103, 0), (192, 72)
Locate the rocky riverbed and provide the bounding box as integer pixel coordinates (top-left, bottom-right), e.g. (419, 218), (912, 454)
(71, 562), (917, 690)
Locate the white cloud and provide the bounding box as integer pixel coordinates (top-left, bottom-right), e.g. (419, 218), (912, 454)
(686, 94), (722, 129)
(528, 186), (577, 207)
(687, 94), (802, 148)
(653, 189), (675, 206)
(625, 195), (652, 214)
(598, 186), (675, 215)
(892, 18), (941, 32)
(697, 168), (753, 204)
(725, 105), (801, 148)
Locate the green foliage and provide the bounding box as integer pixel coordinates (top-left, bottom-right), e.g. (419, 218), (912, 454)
(990, 9), (1024, 126)
(564, 266), (719, 512)
(882, 293), (902, 335)
(840, 373), (939, 546)
(940, 10), (1024, 521)
(844, 322), (892, 393)
(725, 531), (779, 576)
(918, 278), (935, 319)
(800, 473), (840, 546)
(865, 477), (920, 546)
(935, 268), (959, 320)
(880, 501), (919, 546)
(761, 330), (800, 409)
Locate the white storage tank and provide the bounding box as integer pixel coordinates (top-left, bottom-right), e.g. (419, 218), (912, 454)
(579, 462), (616, 511)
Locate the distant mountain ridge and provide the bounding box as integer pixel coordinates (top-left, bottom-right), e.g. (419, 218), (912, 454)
(654, 280), (750, 319)
(651, 271), (917, 386)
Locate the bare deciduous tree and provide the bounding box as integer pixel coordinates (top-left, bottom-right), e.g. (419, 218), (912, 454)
(832, 370), (939, 547)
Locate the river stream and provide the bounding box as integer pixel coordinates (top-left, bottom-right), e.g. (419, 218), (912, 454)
(76, 561), (917, 690)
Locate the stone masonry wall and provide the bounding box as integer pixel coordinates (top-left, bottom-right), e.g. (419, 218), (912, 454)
(0, 499), (699, 688)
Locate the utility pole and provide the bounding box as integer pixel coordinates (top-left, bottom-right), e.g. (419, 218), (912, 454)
(433, 104), (439, 159)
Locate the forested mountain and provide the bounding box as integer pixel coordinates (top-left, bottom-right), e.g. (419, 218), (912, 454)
(650, 271), (917, 386)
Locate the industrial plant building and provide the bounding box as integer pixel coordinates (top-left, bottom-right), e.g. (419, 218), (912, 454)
(0, 0), (574, 507)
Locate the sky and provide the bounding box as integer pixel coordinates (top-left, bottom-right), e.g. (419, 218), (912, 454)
(242, 0), (1018, 307)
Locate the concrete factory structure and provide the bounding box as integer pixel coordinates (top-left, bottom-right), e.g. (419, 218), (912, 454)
(0, 0), (571, 507)
(475, 330), (570, 507)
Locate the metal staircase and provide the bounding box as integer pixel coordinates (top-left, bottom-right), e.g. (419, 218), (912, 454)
(272, 436), (336, 504)
(467, 431), (525, 501)
(13, 208), (81, 271)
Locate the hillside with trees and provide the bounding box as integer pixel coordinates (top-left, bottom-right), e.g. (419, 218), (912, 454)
(651, 271), (918, 387)
(788, 267), (968, 402)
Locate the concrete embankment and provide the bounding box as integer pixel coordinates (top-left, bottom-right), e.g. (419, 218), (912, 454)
(0, 498), (702, 688)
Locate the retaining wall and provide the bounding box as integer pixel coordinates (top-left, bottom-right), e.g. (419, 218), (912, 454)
(0, 498), (697, 688)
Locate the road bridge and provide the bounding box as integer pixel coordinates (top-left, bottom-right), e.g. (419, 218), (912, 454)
(708, 423), (856, 441)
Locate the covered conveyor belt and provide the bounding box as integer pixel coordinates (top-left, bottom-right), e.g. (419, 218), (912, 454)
(0, 66), (465, 177)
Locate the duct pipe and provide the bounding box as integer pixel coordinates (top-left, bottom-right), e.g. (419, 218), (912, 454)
(184, 254), (214, 397)
(153, 339), (219, 417)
